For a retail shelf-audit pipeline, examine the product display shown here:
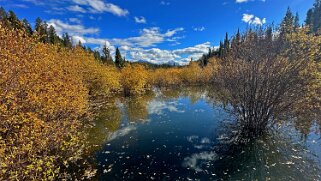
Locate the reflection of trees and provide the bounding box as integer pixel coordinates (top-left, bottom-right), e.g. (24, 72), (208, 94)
(292, 114), (315, 141)
(86, 98), (122, 153)
(211, 132), (320, 180)
(126, 91), (155, 122)
(182, 86), (207, 104)
(161, 88), (181, 99)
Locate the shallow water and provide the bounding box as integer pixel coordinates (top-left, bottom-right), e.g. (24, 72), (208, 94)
(86, 87), (321, 180)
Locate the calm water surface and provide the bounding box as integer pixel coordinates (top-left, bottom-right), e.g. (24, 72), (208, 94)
(86, 87), (321, 180)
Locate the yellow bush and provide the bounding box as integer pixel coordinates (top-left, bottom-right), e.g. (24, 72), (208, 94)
(120, 64), (149, 96)
(72, 47), (121, 97)
(0, 25), (91, 180)
(150, 68), (182, 87)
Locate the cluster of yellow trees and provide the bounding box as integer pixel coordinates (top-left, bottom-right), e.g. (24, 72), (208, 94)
(0, 25), (218, 180)
(149, 61), (217, 87)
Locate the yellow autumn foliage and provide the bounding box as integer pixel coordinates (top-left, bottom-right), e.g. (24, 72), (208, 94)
(0, 24), (120, 180)
(120, 64), (149, 96)
(148, 59), (218, 87)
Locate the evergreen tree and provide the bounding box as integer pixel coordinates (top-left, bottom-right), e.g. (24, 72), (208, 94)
(7, 10), (22, 29)
(222, 32), (230, 57)
(76, 40), (84, 48)
(313, 0), (321, 34)
(62, 33), (72, 48)
(102, 43), (113, 65)
(266, 26), (273, 42)
(306, 9), (314, 31)
(93, 50), (102, 61)
(35, 17), (43, 32)
(280, 7), (295, 38)
(22, 19), (33, 36)
(294, 12), (300, 29)
(231, 28), (241, 49)
(224, 32), (230, 49)
(0, 7), (7, 21)
(0, 8), (11, 28)
(48, 25), (60, 44)
(41, 21), (49, 43)
(115, 47), (124, 69)
(34, 18), (49, 43)
(218, 41), (224, 58)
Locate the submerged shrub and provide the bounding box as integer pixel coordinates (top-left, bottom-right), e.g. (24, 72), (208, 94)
(216, 28), (321, 140)
(120, 64), (149, 96)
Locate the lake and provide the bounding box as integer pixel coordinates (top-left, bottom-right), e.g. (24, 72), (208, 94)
(85, 87), (321, 180)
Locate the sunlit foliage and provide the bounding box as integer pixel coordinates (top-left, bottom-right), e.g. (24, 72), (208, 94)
(0, 24), (121, 180)
(0, 25), (84, 180)
(120, 64), (149, 96)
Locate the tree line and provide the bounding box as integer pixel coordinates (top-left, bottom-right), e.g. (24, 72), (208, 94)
(198, 4), (321, 66)
(0, 7), (127, 68)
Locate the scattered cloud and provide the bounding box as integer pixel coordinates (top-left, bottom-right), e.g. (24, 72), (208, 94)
(160, 1), (170, 5)
(242, 13), (266, 25)
(134, 16), (147, 24)
(110, 27), (184, 48)
(193, 26), (206, 32)
(67, 5), (86, 13)
(69, 17), (82, 24)
(72, 0), (129, 16)
(108, 125), (136, 141)
(125, 42), (212, 65)
(236, 0), (250, 3)
(48, 19), (99, 36)
(10, 4), (29, 8)
(72, 35), (86, 44)
(148, 100), (184, 115)
(22, 0), (45, 6)
(20, 0), (129, 16)
(182, 151), (218, 172)
(236, 0), (266, 3)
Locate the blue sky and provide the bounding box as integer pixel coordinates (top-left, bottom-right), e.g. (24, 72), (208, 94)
(0, 0), (315, 64)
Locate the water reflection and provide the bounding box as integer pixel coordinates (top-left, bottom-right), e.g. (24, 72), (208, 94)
(85, 87), (321, 180)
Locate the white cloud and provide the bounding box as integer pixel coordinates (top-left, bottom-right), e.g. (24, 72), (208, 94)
(126, 42), (211, 65)
(193, 26), (206, 32)
(108, 125), (136, 141)
(72, 0), (129, 16)
(48, 19), (99, 36)
(148, 100), (184, 115)
(236, 0), (250, 3)
(236, 0), (266, 3)
(173, 42), (211, 55)
(134, 16), (147, 24)
(110, 27), (184, 48)
(67, 5), (86, 13)
(20, 0), (128, 16)
(69, 18), (82, 24)
(72, 35), (86, 44)
(22, 0), (45, 5)
(242, 14), (266, 25)
(182, 151), (218, 172)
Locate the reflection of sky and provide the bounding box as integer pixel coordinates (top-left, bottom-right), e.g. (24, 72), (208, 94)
(148, 99), (185, 115)
(182, 151), (217, 172)
(107, 124), (136, 142)
(183, 135), (216, 172)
